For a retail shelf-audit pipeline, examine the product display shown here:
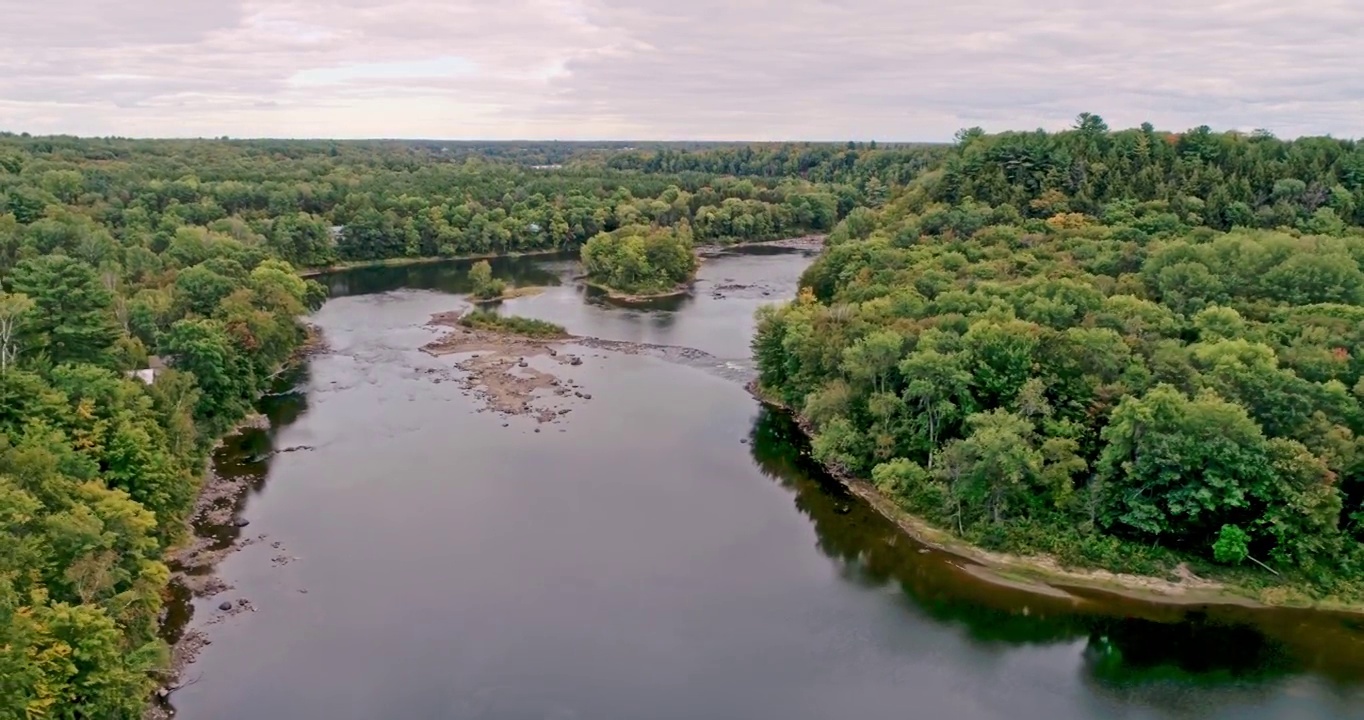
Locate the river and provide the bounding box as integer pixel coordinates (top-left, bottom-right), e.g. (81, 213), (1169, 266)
(165, 246), (1364, 720)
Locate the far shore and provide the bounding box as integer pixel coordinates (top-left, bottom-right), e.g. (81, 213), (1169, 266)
(297, 234), (827, 278)
(298, 248), (568, 277)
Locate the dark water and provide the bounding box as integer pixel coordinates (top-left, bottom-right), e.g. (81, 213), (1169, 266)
(169, 248), (1364, 720)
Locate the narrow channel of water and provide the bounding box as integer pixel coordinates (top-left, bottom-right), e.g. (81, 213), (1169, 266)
(167, 248), (1364, 719)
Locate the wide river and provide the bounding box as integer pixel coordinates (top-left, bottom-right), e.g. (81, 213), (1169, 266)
(168, 247), (1364, 719)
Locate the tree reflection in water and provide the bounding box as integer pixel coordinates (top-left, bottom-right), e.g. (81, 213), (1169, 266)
(745, 407), (1359, 696)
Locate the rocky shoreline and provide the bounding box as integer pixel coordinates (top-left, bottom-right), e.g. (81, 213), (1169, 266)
(147, 327), (328, 719)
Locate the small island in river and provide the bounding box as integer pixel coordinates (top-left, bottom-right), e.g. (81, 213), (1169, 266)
(580, 223), (700, 300)
(466, 259), (546, 303)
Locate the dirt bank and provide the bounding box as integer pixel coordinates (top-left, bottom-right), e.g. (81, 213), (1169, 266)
(582, 278), (692, 302)
(472, 286), (546, 304)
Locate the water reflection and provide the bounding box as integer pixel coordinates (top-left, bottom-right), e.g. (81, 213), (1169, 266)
(1082, 619), (1293, 685)
(746, 407), (1360, 696)
(161, 364), (313, 647)
(316, 253), (567, 297)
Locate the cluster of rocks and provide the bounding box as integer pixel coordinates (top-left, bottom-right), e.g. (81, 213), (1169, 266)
(709, 280), (775, 300)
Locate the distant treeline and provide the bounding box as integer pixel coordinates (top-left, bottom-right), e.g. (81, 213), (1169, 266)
(0, 137), (950, 270)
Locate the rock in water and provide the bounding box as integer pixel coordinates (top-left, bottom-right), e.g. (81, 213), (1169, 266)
(218, 601), (232, 611)
(232, 517), (250, 527)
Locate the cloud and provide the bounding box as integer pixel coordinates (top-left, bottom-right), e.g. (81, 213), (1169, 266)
(1, 0), (1361, 139)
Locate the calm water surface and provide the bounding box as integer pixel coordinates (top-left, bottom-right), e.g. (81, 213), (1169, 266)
(169, 248), (1364, 720)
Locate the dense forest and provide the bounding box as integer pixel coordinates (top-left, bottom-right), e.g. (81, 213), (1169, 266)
(0, 133), (939, 717)
(754, 116), (1364, 601)
(0, 209), (320, 713)
(0, 135), (941, 273)
(6, 117), (1364, 716)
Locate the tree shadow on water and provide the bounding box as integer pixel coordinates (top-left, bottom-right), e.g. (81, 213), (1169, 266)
(744, 406), (1357, 700)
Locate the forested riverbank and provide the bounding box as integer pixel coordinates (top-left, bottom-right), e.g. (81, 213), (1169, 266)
(0, 133), (931, 717)
(165, 243), (1364, 720)
(0, 196), (321, 714)
(6, 120), (1364, 716)
(753, 117), (1364, 608)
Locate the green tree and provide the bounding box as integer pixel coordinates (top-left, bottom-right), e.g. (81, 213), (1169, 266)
(467, 260), (505, 299)
(1097, 386), (1272, 545)
(898, 349), (973, 461)
(8, 256), (118, 367)
(162, 318), (252, 433)
(173, 265), (237, 316)
(1212, 524), (1250, 565)
(936, 410), (1042, 525)
(841, 330), (903, 395)
(0, 291), (34, 371)
(581, 225), (697, 295)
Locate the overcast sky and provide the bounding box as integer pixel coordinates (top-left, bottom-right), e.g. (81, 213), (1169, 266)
(4, 0), (1363, 141)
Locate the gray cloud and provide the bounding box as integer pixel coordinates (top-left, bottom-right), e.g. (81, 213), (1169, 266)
(1, 0), (1361, 139)
(8, 0), (247, 49)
